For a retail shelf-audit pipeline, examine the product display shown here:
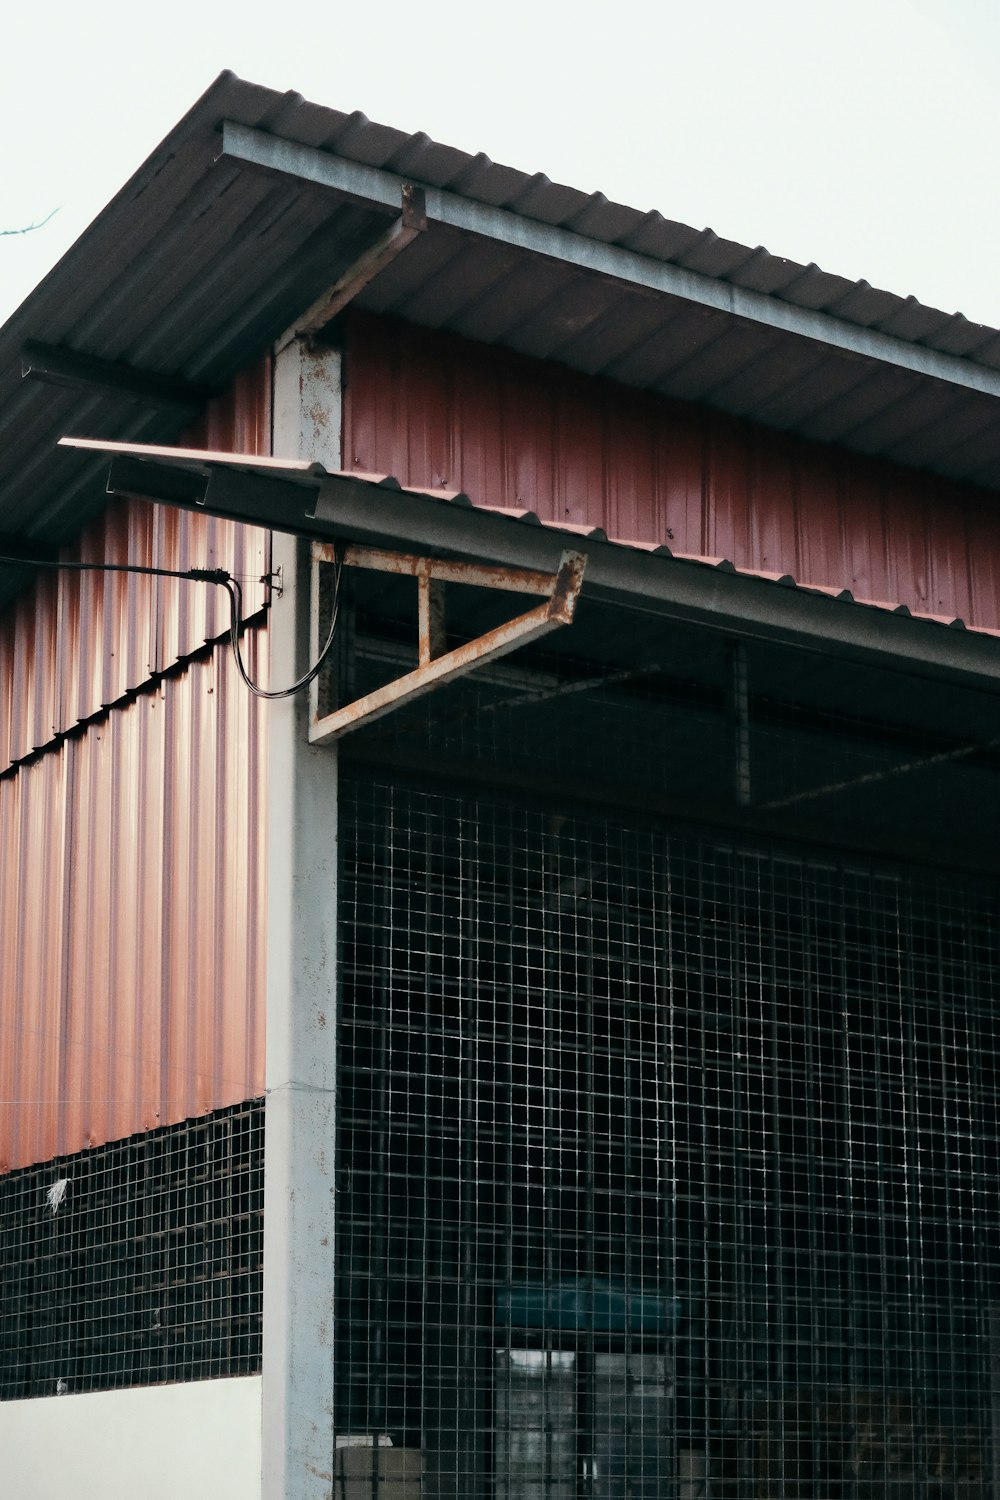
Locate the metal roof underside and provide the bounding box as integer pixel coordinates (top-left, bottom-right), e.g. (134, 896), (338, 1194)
(6, 71), (1000, 611)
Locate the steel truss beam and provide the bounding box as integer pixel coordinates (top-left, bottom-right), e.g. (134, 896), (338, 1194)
(308, 541), (586, 744)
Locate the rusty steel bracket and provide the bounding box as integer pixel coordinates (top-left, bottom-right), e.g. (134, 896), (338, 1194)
(308, 541), (586, 745)
(276, 183), (427, 354)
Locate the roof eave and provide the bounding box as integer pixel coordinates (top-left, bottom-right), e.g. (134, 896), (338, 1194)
(220, 119), (1000, 408)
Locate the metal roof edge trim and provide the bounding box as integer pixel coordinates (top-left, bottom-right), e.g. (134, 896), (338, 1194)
(221, 120), (1000, 403)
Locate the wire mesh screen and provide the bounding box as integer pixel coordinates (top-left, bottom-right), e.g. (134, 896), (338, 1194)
(0, 1099), (263, 1399)
(338, 774), (1000, 1500)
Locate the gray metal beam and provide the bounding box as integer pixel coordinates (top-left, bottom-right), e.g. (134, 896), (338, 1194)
(219, 120), (1000, 405)
(22, 342), (215, 410)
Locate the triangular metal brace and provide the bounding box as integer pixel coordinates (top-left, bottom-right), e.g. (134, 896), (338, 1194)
(308, 541), (586, 744)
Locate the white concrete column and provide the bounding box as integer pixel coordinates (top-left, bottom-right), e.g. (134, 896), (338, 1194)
(263, 339), (344, 1500)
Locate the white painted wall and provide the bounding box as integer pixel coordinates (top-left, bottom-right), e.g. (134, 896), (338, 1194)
(0, 1375), (261, 1500)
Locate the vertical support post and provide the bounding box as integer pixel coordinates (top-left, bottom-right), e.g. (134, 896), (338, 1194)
(732, 642), (751, 809)
(428, 579), (447, 662)
(263, 337), (344, 1500)
(417, 569), (432, 668)
(417, 568), (447, 667)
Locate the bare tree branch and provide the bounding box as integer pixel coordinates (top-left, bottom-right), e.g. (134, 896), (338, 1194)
(0, 208), (60, 238)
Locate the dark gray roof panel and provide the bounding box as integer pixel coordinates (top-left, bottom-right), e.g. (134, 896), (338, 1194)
(704, 341), (834, 420)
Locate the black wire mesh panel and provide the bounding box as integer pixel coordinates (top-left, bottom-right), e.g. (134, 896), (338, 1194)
(0, 1098), (263, 1399)
(338, 775), (1000, 1500)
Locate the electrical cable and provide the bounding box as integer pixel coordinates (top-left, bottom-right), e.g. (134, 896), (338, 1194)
(0, 547), (346, 701)
(220, 551), (344, 700)
(0, 554), (232, 583)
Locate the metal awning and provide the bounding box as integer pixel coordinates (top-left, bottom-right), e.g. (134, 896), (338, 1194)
(59, 436), (1000, 694)
(52, 435), (1000, 871)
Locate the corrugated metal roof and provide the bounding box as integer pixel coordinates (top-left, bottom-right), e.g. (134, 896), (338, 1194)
(6, 71), (1000, 615)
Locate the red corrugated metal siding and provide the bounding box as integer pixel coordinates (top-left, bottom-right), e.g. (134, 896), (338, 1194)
(342, 315), (1000, 630)
(0, 359), (271, 1171)
(0, 358), (272, 773)
(0, 628), (267, 1173)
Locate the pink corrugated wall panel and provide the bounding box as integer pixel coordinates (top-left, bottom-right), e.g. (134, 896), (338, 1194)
(343, 314), (1000, 629)
(0, 628), (267, 1173)
(0, 358), (271, 773)
(0, 358), (271, 1171)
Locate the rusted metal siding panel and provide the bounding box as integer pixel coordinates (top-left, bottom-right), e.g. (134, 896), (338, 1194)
(0, 357), (271, 1171)
(0, 631), (267, 1173)
(343, 315), (1000, 631)
(145, 358), (271, 679)
(0, 621), (9, 776)
(968, 497), (1000, 627)
(0, 357), (271, 774)
(0, 750), (69, 1167)
(0, 570), (61, 765)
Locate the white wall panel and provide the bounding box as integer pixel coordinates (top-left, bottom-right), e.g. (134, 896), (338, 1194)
(0, 1375), (261, 1499)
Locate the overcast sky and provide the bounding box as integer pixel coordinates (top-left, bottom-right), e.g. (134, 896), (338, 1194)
(2, 0), (999, 332)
